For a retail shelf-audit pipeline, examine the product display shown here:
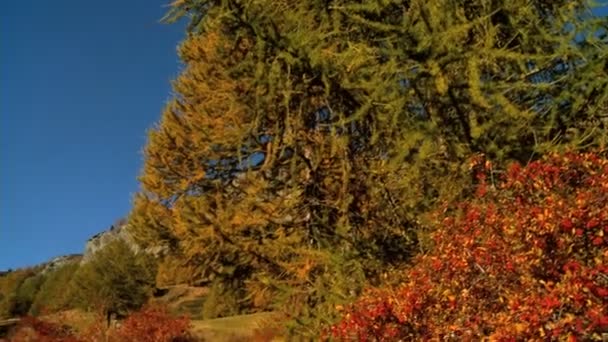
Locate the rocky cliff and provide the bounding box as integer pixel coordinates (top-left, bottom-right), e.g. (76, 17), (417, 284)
(82, 219), (168, 263)
(41, 254), (82, 274)
(82, 219), (138, 263)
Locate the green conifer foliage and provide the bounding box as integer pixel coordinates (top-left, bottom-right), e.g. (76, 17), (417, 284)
(30, 263), (80, 315)
(69, 240), (156, 318)
(12, 273), (45, 316)
(0, 268), (37, 318)
(131, 0), (607, 335)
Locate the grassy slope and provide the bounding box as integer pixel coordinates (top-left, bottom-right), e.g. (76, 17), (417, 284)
(150, 285), (209, 319)
(8, 285), (285, 341)
(152, 285), (285, 341)
(190, 312), (284, 341)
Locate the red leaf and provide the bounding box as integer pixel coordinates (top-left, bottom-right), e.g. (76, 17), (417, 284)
(586, 218), (600, 229)
(592, 236), (604, 246)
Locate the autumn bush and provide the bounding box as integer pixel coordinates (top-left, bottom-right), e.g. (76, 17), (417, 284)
(9, 315), (79, 342)
(330, 152), (608, 341)
(9, 304), (193, 342)
(108, 305), (193, 342)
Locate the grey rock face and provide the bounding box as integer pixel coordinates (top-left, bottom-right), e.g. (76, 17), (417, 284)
(82, 219), (168, 264)
(82, 219), (138, 263)
(41, 254), (82, 274)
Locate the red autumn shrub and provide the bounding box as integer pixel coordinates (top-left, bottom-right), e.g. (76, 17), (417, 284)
(108, 304), (193, 342)
(330, 152), (608, 341)
(9, 305), (194, 342)
(9, 315), (80, 342)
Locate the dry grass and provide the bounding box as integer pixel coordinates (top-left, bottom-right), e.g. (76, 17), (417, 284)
(41, 309), (99, 334)
(190, 312), (285, 341)
(150, 285), (209, 319)
(9, 286), (286, 341)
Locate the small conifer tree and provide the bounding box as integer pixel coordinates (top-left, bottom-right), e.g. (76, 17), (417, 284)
(69, 240), (156, 321)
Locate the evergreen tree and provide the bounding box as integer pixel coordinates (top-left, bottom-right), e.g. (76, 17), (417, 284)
(0, 268), (38, 318)
(70, 240), (156, 321)
(30, 262), (80, 315)
(12, 273), (45, 316)
(130, 0), (607, 335)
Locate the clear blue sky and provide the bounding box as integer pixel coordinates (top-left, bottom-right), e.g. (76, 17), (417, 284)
(0, 0), (185, 270)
